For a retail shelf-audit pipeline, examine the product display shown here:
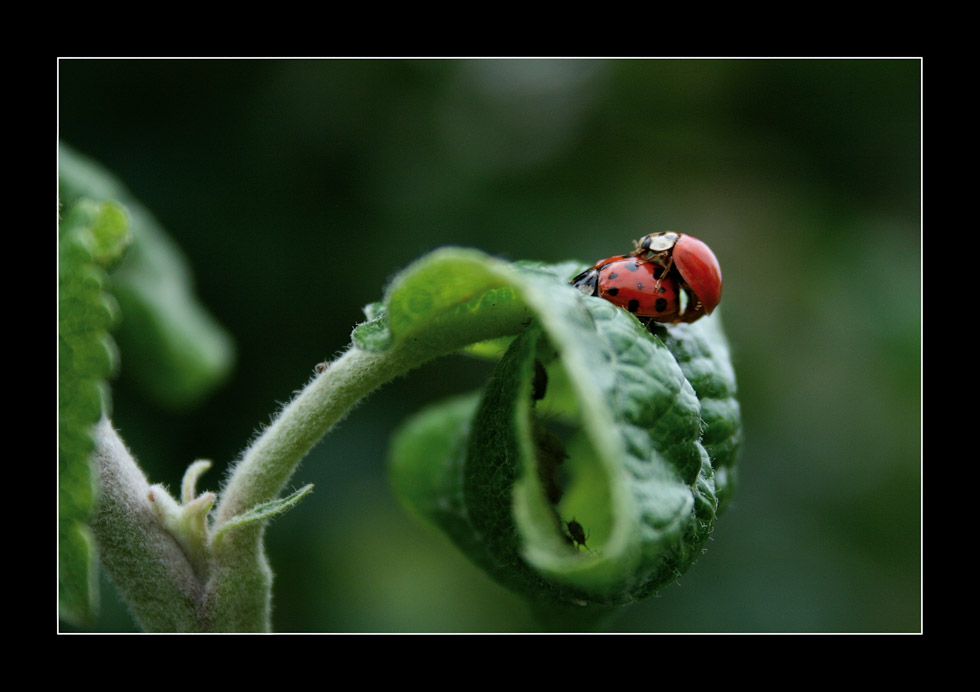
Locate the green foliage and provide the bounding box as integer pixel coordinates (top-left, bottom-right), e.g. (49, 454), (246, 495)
(212, 484), (314, 545)
(382, 249), (742, 609)
(61, 60), (919, 632)
(59, 144), (236, 627)
(58, 143), (234, 411)
(59, 150), (740, 629)
(58, 197), (131, 625)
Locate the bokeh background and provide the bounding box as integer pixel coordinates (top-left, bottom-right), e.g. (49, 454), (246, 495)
(59, 59), (921, 633)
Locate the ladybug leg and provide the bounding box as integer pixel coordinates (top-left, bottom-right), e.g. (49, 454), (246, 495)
(652, 255), (674, 292)
(644, 320), (669, 337)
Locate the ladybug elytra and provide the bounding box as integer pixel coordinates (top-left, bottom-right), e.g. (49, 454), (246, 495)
(631, 231), (722, 323)
(571, 254), (681, 323)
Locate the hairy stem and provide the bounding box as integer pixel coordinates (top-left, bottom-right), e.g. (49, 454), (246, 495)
(214, 344), (420, 525)
(206, 285), (527, 629)
(91, 418), (206, 632)
(204, 343), (434, 630)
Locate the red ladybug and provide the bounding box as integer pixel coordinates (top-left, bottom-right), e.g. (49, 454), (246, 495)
(631, 231), (722, 323)
(571, 254), (681, 323)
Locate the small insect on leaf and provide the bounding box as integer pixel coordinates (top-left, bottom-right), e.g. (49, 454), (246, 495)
(564, 519), (593, 554)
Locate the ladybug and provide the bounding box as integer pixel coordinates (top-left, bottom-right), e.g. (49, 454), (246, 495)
(571, 254), (681, 323)
(631, 231), (722, 323)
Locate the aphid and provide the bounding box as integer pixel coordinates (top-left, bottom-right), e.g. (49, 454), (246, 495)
(564, 519), (593, 553)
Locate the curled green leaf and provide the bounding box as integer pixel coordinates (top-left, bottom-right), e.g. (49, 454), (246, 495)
(387, 250), (741, 607)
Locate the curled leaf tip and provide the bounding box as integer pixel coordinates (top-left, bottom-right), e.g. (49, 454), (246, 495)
(387, 251), (741, 609)
(181, 459), (213, 505)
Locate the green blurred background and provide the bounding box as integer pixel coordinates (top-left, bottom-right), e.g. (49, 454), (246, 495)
(59, 59), (920, 633)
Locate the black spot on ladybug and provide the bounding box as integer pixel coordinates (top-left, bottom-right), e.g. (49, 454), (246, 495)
(607, 271), (619, 280)
(606, 287), (619, 296)
(627, 299), (640, 313)
(655, 298), (668, 312)
(636, 282), (644, 291)
(625, 262), (639, 271)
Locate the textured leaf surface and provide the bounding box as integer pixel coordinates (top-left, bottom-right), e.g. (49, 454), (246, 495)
(58, 198), (131, 625)
(386, 249), (741, 607)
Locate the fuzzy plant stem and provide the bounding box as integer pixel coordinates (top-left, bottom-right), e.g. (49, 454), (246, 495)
(206, 341), (443, 629)
(93, 282), (525, 632)
(91, 345), (433, 632)
(214, 344), (428, 525)
(91, 418), (208, 632)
